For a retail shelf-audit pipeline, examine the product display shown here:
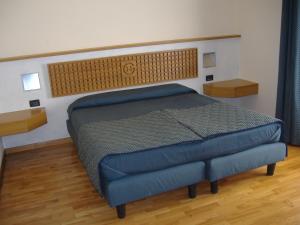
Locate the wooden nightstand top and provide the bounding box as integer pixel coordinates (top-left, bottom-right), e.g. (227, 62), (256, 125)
(0, 108), (47, 136)
(203, 79), (258, 98)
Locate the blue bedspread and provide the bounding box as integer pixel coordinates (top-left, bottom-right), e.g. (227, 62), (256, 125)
(67, 84), (282, 194)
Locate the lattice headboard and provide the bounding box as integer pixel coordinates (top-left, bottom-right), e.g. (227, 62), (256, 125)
(48, 48), (198, 97)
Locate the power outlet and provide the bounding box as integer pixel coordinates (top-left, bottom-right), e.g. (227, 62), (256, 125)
(206, 74), (214, 81)
(29, 99), (40, 107)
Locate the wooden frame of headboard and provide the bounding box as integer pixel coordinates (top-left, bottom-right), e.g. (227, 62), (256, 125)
(48, 48), (198, 97)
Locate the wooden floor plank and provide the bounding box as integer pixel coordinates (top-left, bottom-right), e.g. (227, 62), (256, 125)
(0, 144), (299, 225)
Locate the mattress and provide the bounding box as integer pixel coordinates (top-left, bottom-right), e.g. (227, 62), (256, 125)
(67, 84), (282, 183)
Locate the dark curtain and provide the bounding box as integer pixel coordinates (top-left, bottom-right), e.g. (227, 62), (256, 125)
(276, 0), (300, 145)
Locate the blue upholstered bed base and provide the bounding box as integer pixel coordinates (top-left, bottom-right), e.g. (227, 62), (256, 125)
(103, 142), (286, 208)
(206, 143), (286, 182)
(105, 161), (206, 207)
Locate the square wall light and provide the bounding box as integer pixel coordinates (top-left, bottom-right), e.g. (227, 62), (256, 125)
(203, 52), (216, 68)
(22, 73), (41, 91)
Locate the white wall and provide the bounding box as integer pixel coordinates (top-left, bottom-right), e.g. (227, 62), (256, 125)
(0, 38), (240, 148)
(0, 0), (238, 58)
(0, 0), (283, 148)
(235, 0), (283, 116)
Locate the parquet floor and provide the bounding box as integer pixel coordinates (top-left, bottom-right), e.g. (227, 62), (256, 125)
(0, 144), (299, 225)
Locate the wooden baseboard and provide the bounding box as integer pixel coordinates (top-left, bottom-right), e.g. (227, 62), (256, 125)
(5, 137), (73, 155)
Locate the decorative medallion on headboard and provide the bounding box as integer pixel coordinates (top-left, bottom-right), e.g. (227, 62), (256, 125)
(48, 48), (198, 97)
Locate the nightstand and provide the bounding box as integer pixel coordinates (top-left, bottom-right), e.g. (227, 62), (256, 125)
(203, 79), (259, 98)
(0, 107), (47, 136)
(0, 107), (47, 187)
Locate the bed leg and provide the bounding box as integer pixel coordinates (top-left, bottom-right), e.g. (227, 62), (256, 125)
(267, 163), (276, 176)
(210, 181), (218, 194)
(116, 204), (126, 219)
(188, 184), (197, 198)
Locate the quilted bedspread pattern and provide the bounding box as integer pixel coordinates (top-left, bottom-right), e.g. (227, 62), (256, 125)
(76, 102), (281, 194)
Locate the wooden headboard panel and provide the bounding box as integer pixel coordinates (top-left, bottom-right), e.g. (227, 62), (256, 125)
(48, 48), (198, 97)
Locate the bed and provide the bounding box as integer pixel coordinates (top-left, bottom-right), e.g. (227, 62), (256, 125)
(66, 83), (286, 218)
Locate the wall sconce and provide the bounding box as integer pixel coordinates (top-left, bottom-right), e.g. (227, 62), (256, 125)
(22, 73), (41, 91)
(203, 52), (216, 68)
